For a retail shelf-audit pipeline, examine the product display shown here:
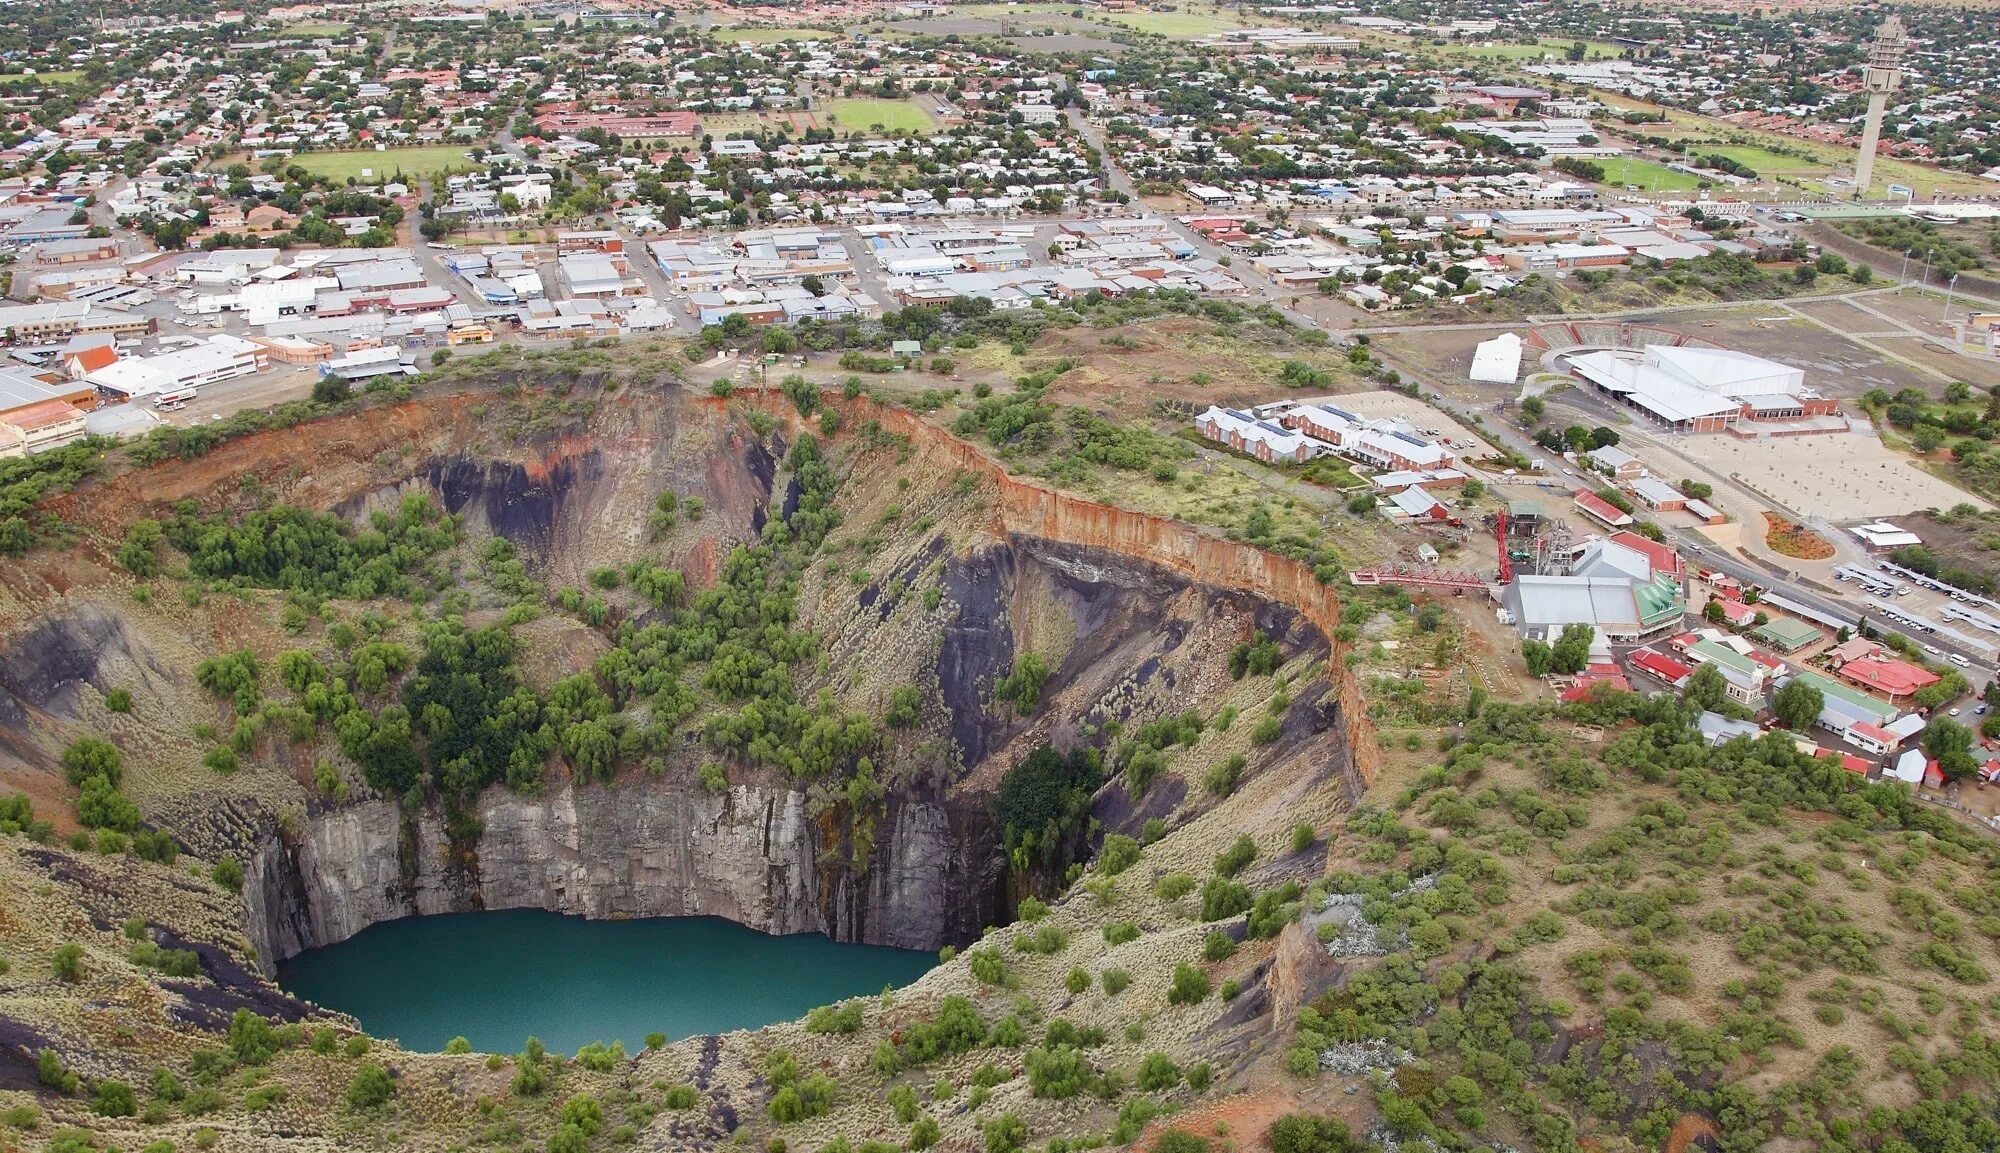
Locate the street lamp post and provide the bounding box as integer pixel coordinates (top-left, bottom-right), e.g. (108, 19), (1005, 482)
(1942, 272), (1960, 324)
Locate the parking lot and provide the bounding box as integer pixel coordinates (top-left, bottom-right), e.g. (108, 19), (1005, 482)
(1825, 555), (2000, 664)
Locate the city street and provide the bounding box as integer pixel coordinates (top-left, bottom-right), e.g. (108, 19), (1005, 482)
(1068, 112), (1980, 681)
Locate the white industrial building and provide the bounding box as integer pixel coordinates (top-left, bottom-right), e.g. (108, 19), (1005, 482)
(1851, 521), (1923, 550)
(1500, 536), (1686, 642)
(559, 253), (635, 299)
(1566, 344), (1838, 434)
(87, 334), (265, 399)
(1280, 403), (1457, 472)
(324, 345), (414, 381)
(236, 277), (341, 324)
(333, 259), (428, 294)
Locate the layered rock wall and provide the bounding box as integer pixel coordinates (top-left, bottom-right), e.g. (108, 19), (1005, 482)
(713, 390), (1382, 791)
(39, 378), (1375, 972)
(247, 780), (997, 969)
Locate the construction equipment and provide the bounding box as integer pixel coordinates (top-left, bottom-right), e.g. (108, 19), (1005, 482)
(1348, 567), (1493, 595)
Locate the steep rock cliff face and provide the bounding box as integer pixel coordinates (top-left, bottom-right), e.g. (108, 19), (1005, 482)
(0, 603), (183, 764)
(9, 381), (1367, 980)
(720, 390), (1383, 788)
(241, 522), (1303, 972)
(248, 777), (999, 969)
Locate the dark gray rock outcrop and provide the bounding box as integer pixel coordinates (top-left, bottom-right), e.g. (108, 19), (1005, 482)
(246, 776), (1002, 971)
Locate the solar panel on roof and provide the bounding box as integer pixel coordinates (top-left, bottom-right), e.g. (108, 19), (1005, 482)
(1390, 431), (1427, 447)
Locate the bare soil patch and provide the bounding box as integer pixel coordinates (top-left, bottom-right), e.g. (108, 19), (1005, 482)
(1763, 513), (1834, 559)
(1011, 316), (1358, 417)
(1664, 1113), (1721, 1153)
(1901, 508), (2000, 586)
(1136, 1085), (1325, 1151)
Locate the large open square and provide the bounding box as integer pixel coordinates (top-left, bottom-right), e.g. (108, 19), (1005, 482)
(1666, 429), (1986, 520)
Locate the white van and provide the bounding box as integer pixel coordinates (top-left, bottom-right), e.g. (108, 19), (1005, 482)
(1949, 653), (1971, 668)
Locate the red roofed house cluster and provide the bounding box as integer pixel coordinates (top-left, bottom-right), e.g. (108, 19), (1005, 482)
(1828, 645), (1941, 703)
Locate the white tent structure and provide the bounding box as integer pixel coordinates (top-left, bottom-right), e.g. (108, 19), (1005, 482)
(1469, 332), (1523, 384)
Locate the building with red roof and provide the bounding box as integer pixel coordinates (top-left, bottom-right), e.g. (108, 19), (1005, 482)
(0, 398), (86, 453)
(1560, 663), (1630, 702)
(1560, 678), (1628, 703)
(1573, 491), (1634, 528)
(64, 344), (118, 379)
(1600, 536), (1680, 580)
(1826, 637), (1884, 665)
(1628, 648), (1693, 687)
(1608, 530), (1681, 576)
(1813, 748), (1873, 775)
(535, 108), (700, 142)
(1835, 655), (1940, 702)
(1845, 721), (1899, 755)
(1746, 650), (1786, 674)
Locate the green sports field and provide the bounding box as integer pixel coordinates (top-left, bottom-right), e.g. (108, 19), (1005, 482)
(1691, 144), (1824, 176)
(0, 70), (83, 85)
(1104, 9), (1244, 36)
(715, 26), (838, 42)
(1456, 39), (1623, 61)
(948, 2), (1246, 37)
(1597, 156), (1705, 193)
(822, 99), (936, 134)
(290, 146), (477, 181)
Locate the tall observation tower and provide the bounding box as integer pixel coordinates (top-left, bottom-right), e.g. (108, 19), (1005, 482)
(1853, 15), (1907, 198)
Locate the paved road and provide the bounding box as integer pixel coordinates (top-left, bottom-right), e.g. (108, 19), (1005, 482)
(1067, 107), (1313, 310)
(410, 180), (490, 310)
(1067, 105), (1925, 662)
(493, 125), (530, 162)
(1411, 378), (2000, 687)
